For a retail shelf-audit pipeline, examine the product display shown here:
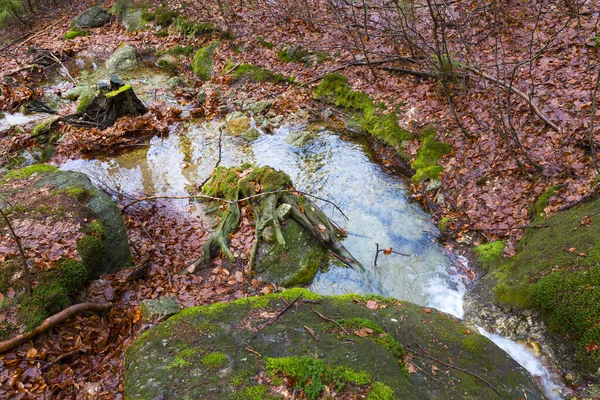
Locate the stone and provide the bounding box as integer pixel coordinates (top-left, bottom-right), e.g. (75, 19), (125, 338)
(140, 296), (181, 321)
(156, 55), (178, 72)
(269, 115), (284, 125)
(242, 127), (260, 142)
(121, 9), (144, 32)
(38, 170), (132, 277)
(255, 219), (328, 287)
(107, 45), (139, 71)
(71, 6), (111, 29)
(192, 41), (219, 81)
(226, 115), (250, 136)
(261, 226), (276, 243)
(276, 203), (292, 220)
(166, 76), (184, 90)
(284, 130), (315, 147)
(125, 289), (545, 400)
(242, 99), (272, 115)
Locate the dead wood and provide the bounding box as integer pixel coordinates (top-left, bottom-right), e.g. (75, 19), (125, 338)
(0, 302), (112, 353)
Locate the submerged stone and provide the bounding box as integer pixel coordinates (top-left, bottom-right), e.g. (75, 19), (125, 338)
(107, 45), (139, 71)
(124, 289), (544, 399)
(285, 130), (316, 147)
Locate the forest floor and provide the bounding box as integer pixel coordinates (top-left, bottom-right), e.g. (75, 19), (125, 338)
(0, 0), (598, 397)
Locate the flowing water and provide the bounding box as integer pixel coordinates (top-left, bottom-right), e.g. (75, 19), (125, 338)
(59, 120), (564, 397)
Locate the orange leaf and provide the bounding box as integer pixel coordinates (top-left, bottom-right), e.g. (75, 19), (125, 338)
(383, 247), (393, 255)
(422, 308), (433, 314)
(366, 300), (379, 310)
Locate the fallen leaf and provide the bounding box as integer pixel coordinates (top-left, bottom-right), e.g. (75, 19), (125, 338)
(422, 308), (433, 314)
(366, 300), (379, 310)
(383, 247), (393, 255)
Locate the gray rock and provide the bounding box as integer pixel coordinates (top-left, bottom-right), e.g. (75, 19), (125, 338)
(121, 9), (144, 32)
(157, 55), (178, 72)
(125, 289), (545, 400)
(166, 76), (184, 90)
(242, 127), (260, 142)
(140, 296), (181, 321)
(284, 130), (315, 148)
(72, 6), (111, 29)
(38, 170), (132, 277)
(107, 45), (139, 71)
(242, 99), (272, 115)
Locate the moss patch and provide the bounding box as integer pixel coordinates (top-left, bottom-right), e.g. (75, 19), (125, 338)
(174, 17), (217, 37)
(410, 126), (452, 183)
(314, 73), (412, 148)
(474, 240), (505, 270)
(64, 28), (89, 40)
(4, 164), (58, 180)
(202, 352), (228, 369)
(483, 193), (600, 374)
(192, 41), (220, 80)
(229, 62), (291, 84)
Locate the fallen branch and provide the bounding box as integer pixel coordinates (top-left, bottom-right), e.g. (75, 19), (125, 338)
(462, 65), (559, 132)
(373, 242), (409, 269)
(0, 302), (112, 353)
(0, 205), (32, 295)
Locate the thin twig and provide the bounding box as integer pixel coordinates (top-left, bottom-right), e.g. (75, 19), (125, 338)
(310, 307), (350, 335)
(243, 341), (262, 357)
(303, 325), (320, 341)
(47, 52), (76, 84)
(275, 293), (303, 319)
(122, 189), (348, 220)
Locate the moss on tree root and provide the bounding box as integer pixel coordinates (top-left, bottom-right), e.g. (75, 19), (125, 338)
(201, 165), (362, 277)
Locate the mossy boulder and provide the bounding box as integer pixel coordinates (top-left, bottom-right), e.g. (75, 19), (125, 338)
(124, 289), (544, 399)
(71, 6), (111, 29)
(285, 130), (316, 148)
(140, 296), (181, 321)
(121, 9), (144, 32)
(465, 193), (600, 383)
(255, 219), (328, 286)
(107, 44), (139, 71)
(37, 169), (132, 277)
(192, 41), (219, 81)
(226, 113), (251, 135)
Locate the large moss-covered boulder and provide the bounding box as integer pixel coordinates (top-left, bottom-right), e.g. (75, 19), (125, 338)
(0, 165), (131, 334)
(125, 289), (544, 399)
(35, 169), (132, 277)
(107, 44), (139, 71)
(465, 193), (600, 387)
(71, 6), (111, 29)
(192, 41), (219, 80)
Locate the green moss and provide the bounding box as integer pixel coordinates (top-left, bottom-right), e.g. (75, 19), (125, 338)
(202, 352), (228, 369)
(174, 17), (217, 37)
(64, 28), (89, 40)
(169, 347), (201, 369)
(256, 35), (273, 49)
(410, 127), (452, 183)
(56, 258), (88, 294)
(192, 41), (219, 80)
(167, 45), (195, 56)
(230, 63), (291, 84)
(229, 385), (269, 400)
(143, 6), (178, 27)
(437, 216), (451, 234)
(367, 381), (395, 400)
(277, 46), (310, 65)
(76, 235), (104, 273)
(341, 369), (372, 385)
(266, 356), (345, 399)
(474, 240), (505, 270)
(59, 187), (91, 202)
(4, 164), (57, 180)
(105, 84), (131, 98)
(314, 74), (412, 148)
(20, 280), (71, 330)
(530, 185), (560, 222)
(342, 317), (384, 333)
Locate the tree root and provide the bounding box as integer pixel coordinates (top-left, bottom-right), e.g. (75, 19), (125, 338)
(0, 302), (112, 354)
